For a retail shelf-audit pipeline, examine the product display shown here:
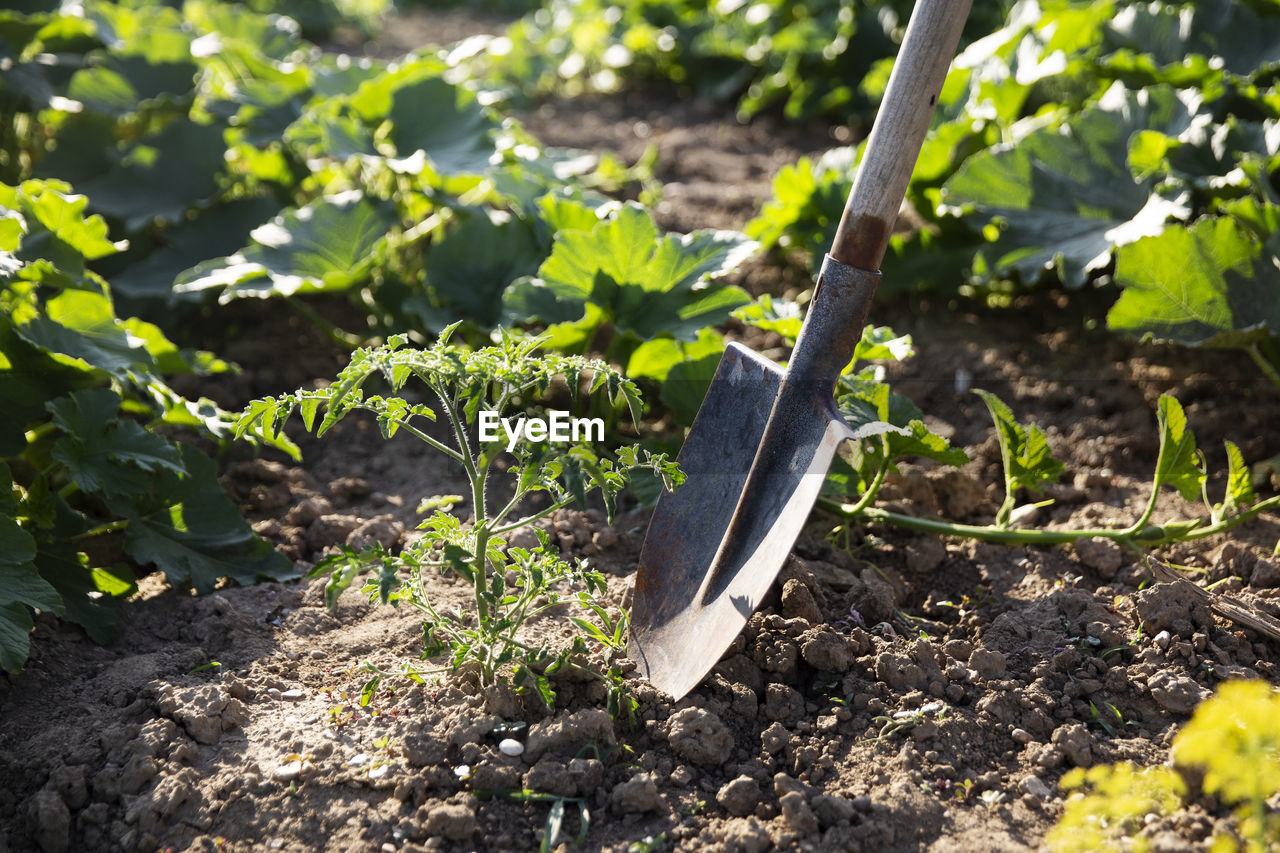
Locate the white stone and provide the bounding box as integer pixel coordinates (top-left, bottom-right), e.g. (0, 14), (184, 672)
(498, 738), (525, 757)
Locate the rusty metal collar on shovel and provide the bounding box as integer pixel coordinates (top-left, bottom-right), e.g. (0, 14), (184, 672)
(628, 0), (974, 701)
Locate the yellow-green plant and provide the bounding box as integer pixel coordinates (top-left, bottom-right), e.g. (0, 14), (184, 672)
(1048, 680), (1280, 853)
(1173, 681), (1280, 852)
(1048, 762), (1185, 853)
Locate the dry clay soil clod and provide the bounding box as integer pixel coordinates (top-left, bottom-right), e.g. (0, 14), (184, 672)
(629, 0), (975, 700)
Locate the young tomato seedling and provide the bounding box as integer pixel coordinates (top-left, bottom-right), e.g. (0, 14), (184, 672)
(236, 327), (681, 714)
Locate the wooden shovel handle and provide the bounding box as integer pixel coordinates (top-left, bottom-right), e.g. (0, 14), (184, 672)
(829, 0), (972, 271)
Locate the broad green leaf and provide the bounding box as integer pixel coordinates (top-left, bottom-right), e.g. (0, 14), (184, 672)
(124, 444), (297, 593)
(942, 84), (1194, 287)
(626, 327), (724, 425)
(507, 202), (755, 342)
(853, 326), (914, 363)
(173, 191), (397, 301)
(385, 75), (500, 177)
(1105, 0), (1280, 83)
(20, 182), (121, 260)
(66, 54), (198, 116)
(0, 322), (97, 456)
(0, 602), (34, 673)
(77, 121), (227, 230)
(1153, 395), (1204, 502)
(733, 295), (803, 343)
(419, 213), (544, 328)
(184, 0), (305, 61)
(0, 464), (58, 619)
(838, 381), (968, 470)
(1107, 217), (1280, 351)
(974, 388), (1064, 524)
(16, 288), (151, 378)
(111, 196), (282, 300)
(47, 389), (186, 498)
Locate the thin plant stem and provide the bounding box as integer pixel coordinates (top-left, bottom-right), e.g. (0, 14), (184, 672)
(491, 498), (574, 537)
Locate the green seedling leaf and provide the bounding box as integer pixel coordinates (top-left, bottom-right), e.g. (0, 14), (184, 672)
(1107, 216), (1280, 354)
(174, 191), (397, 301)
(124, 444), (297, 593)
(974, 389), (1065, 526)
(1152, 395), (1204, 503)
(1219, 440), (1254, 521)
(185, 661), (222, 676)
(942, 84), (1194, 287)
(360, 676), (380, 707)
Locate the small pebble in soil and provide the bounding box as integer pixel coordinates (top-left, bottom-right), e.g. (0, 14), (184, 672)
(350, 753), (369, 766)
(498, 738), (524, 757)
(369, 764), (389, 780)
(266, 688), (281, 700)
(281, 689), (304, 701)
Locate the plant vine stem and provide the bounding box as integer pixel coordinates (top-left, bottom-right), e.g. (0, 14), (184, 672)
(1247, 344), (1280, 390)
(842, 444), (891, 518)
(24, 422), (56, 445)
(818, 493), (1280, 548)
(73, 519), (129, 539)
(281, 296), (366, 349)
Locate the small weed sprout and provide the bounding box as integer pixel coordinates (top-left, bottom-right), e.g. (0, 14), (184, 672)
(237, 328), (682, 714)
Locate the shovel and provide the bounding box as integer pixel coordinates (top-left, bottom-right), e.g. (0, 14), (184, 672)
(628, 0), (973, 700)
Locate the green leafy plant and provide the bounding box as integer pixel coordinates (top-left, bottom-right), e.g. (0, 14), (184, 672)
(466, 0), (1013, 122)
(747, 0), (1280, 386)
(1051, 680), (1280, 853)
(821, 384), (1278, 550)
(236, 328), (682, 711)
(0, 178), (298, 672)
(1048, 761), (1186, 853)
(505, 201), (756, 359)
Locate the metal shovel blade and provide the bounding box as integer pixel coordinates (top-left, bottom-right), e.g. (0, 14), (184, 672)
(627, 0), (971, 700)
(629, 380), (854, 699)
(629, 260), (878, 700)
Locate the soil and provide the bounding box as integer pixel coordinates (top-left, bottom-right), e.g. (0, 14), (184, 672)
(4, 8), (1280, 853)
